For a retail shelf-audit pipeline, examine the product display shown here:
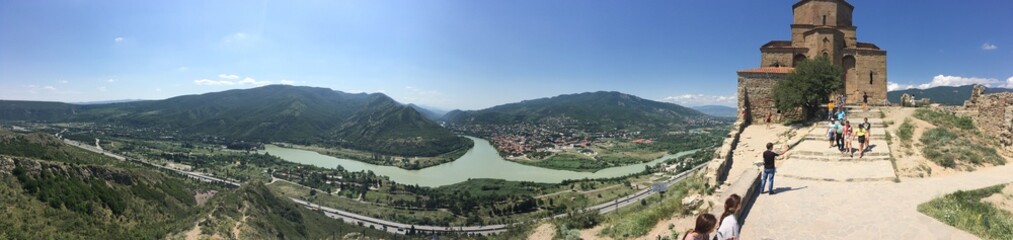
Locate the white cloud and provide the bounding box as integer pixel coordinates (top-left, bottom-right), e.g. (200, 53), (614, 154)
(918, 75), (1002, 89)
(194, 79), (237, 86)
(43, 86), (57, 91)
(661, 94), (736, 107)
(279, 79), (296, 85)
(114, 37), (124, 43)
(155, 88), (162, 92)
(59, 80), (68, 84)
(1007, 76), (1013, 88)
(982, 43), (998, 50)
(218, 74), (239, 80)
(107, 79), (116, 83)
(886, 82), (916, 91)
(237, 77), (271, 86)
(97, 86), (107, 92)
(176, 66), (189, 71)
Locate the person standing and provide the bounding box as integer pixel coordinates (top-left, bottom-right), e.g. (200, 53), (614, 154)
(765, 111), (772, 129)
(828, 119), (837, 148)
(836, 109), (847, 123)
(835, 118), (845, 152)
(682, 214), (717, 240)
(844, 121), (854, 157)
(856, 125), (868, 158)
(862, 92), (870, 112)
(828, 100), (836, 120)
(862, 117), (872, 139)
(716, 194), (742, 240)
(760, 142), (790, 195)
(839, 94), (846, 112)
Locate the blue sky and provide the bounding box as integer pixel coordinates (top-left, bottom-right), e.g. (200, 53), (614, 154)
(1, 0), (1010, 110)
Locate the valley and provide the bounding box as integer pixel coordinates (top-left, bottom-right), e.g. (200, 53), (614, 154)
(442, 91), (730, 172)
(0, 90), (724, 239)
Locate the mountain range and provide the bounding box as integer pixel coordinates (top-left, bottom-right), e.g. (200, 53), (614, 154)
(888, 85), (1013, 105)
(0, 85), (471, 158)
(691, 105), (738, 118)
(443, 91), (724, 132)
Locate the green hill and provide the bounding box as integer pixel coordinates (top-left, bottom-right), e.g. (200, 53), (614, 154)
(187, 182), (394, 240)
(0, 130), (204, 239)
(0, 85), (472, 159)
(0, 130), (396, 239)
(443, 91), (722, 131)
(887, 85), (1013, 105)
(0, 100), (82, 121)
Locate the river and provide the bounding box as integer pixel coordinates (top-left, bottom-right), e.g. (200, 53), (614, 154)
(263, 137), (697, 187)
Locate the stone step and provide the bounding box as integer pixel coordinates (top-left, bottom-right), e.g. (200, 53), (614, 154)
(803, 135), (888, 140)
(792, 150), (890, 158)
(776, 158), (896, 182)
(789, 155), (891, 162)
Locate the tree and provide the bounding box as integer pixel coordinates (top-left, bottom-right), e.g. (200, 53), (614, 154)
(772, 55), (843, 120)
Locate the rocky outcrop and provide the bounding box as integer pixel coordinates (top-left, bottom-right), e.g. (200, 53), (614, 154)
(0, 155), (135, 185)
(964, 84), (988, 108)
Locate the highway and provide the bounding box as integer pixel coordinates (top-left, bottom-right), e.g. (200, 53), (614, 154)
(61, 135), (707, 236)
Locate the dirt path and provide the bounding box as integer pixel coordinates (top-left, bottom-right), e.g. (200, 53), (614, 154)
(183, 222), (203, 240)
(231, 205), (249, 239)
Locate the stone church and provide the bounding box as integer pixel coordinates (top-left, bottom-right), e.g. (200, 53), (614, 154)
(738, 0), (887, 122)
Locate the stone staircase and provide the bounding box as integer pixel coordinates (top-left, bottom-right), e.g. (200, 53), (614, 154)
(777, 107), (897, 182)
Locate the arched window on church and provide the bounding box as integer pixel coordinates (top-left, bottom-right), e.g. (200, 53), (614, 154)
(869, 72), (875, 84)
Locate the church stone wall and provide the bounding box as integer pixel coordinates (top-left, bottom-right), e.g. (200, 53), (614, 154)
(761, 51), (794, 67)
(737, 72), (789, 123)
(793, 0), (852, 26)
(848, 52), (887, 104)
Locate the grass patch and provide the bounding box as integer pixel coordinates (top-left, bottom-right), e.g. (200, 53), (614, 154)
(598, 175), (707, 239)
(914, 109), (975, 130)
(920, 128), (1005, 168)
(897, 118), (914, 146)
(918, 184), (1013, 240)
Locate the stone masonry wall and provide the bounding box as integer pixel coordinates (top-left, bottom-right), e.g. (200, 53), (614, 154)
(964, 92), (1013, 153)
(761, 51), (794, 67)
(738, 72), (789, 124)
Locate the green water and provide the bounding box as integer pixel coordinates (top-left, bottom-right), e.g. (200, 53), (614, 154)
(264, 137), (697, 187)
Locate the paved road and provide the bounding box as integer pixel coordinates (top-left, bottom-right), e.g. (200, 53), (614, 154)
(62, 138), (241, 186)
(61, 135), (707, 236)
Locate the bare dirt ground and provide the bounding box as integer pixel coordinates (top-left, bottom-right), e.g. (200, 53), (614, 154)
(982, 183), (1013, 214)
(195, 190), (217, 206)
(643, 215), (695, 240)
(579, 225), (611, 240)
(527, 223), (556, 240)
(182, 223), (203, 240)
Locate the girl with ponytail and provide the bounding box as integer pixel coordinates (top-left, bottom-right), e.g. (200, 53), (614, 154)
(715, 194), (742, 240)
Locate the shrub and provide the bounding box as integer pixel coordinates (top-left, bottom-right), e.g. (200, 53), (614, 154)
(772, 55), (844, 121)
